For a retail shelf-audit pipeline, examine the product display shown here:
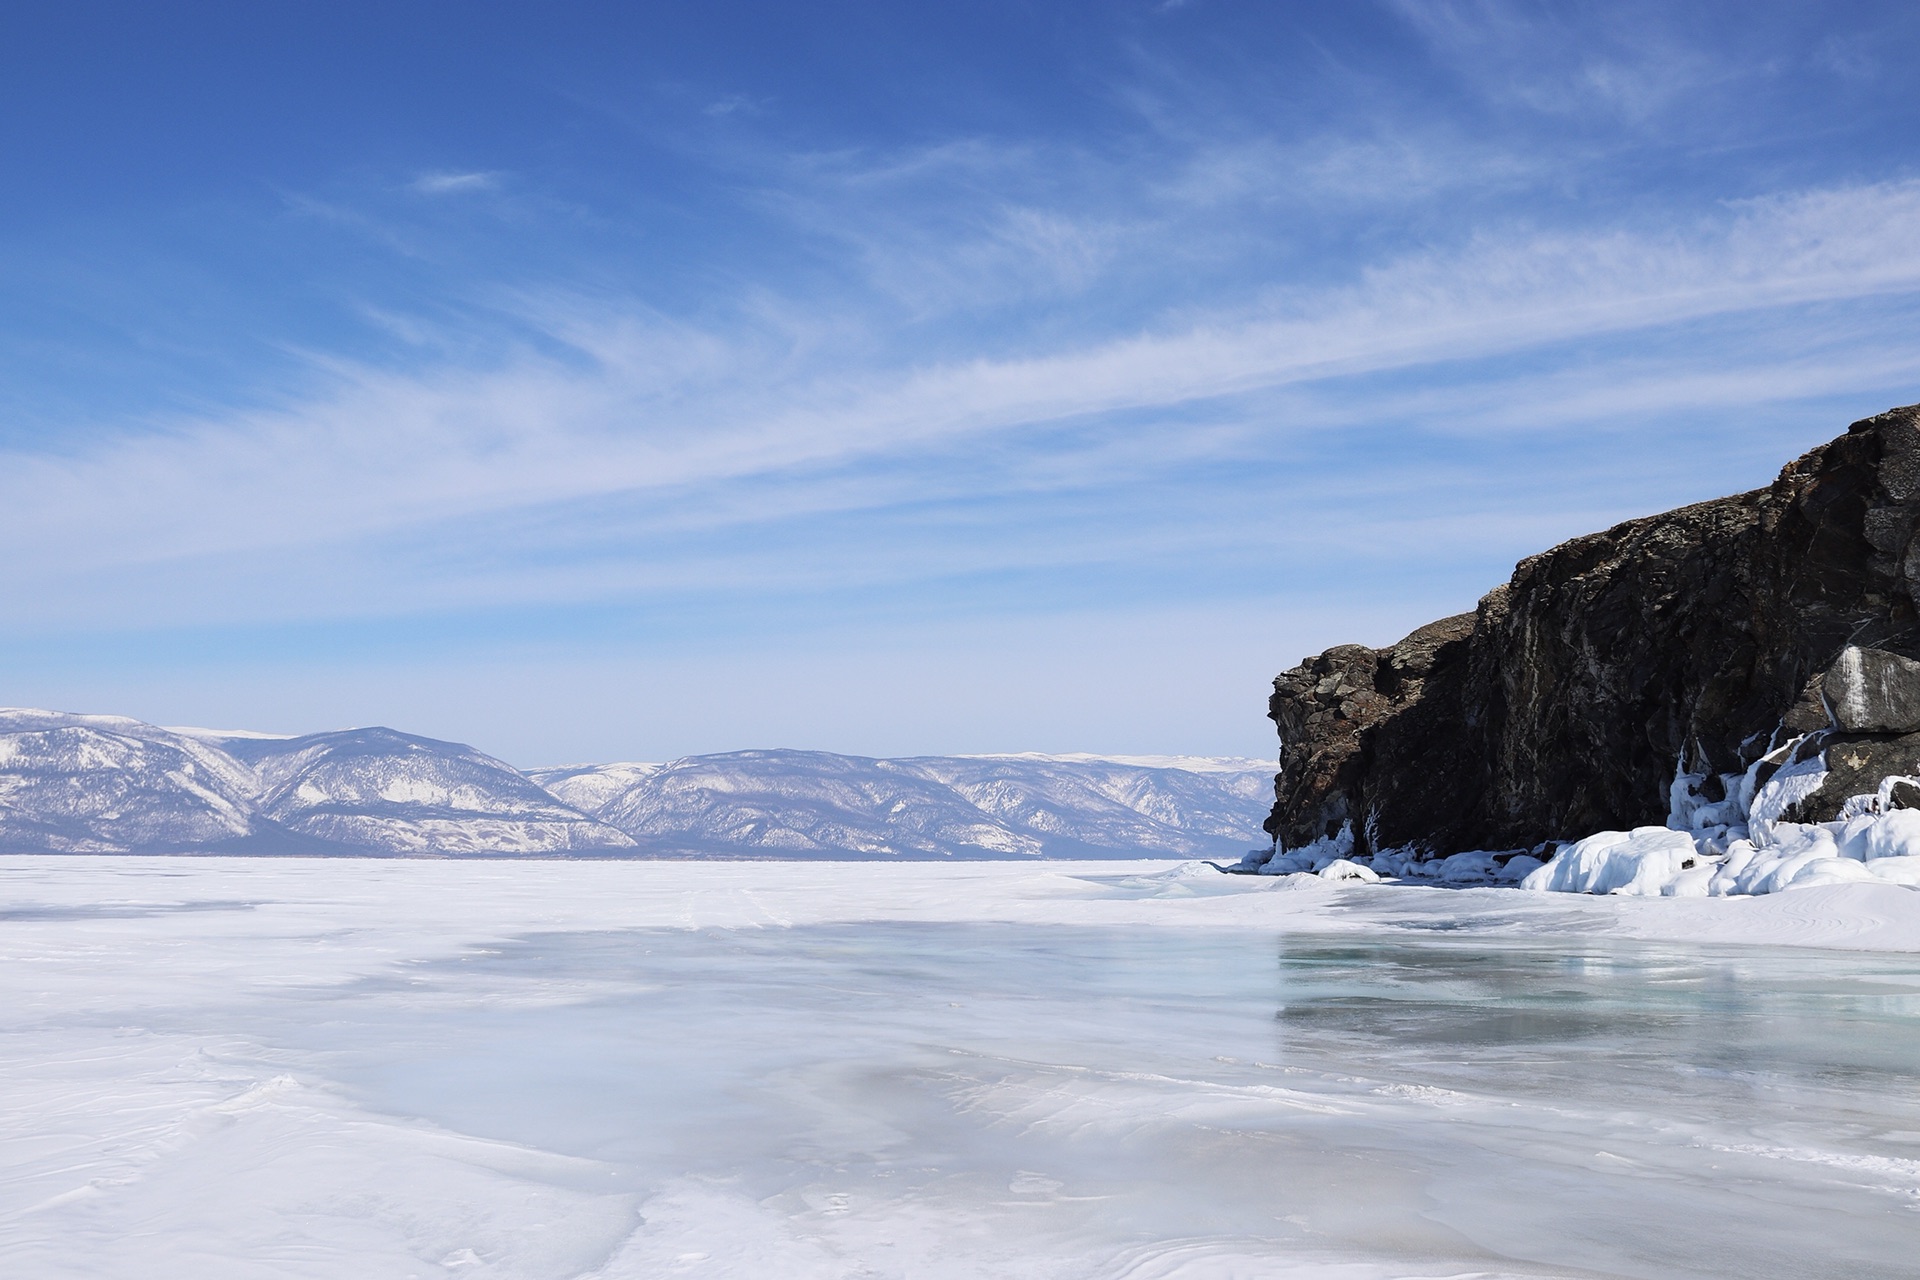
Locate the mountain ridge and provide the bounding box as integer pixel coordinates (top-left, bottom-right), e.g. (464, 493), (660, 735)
(0, 708), (1273, 859)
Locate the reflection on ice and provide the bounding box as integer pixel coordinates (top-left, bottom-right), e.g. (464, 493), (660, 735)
(202, 935), (1920, 1276)
(1, 858), (1918, 1279)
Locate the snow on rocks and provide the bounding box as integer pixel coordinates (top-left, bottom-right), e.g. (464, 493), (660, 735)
(1233, 772), (1920, 899)
(1229, 833), (1541, 886)
(1510, 809), (1920, 898)
(1521, 828), (1701, 896)
(1864, 856), (1920, 886)
(1315, 858), (1380, 883)
(1249, 823), (1353, 875)
(1493, 853), (1545, 881)
(1369, 848), (1542, 885)
(1497, 730), (1920, 898)
(1865, 807), (1920, 859)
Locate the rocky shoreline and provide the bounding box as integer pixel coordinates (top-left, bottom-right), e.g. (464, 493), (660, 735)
(1256, 403), (1920, 873)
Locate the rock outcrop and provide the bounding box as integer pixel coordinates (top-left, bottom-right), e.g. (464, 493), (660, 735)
(1821, 644), (1920, 733)
(1265, 403), (1920, 858)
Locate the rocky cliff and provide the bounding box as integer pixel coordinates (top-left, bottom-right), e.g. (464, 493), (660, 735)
(1265, 403), (1920, 858)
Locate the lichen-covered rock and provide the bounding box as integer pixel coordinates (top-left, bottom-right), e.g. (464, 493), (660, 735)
(1266, 403), (1920, 856)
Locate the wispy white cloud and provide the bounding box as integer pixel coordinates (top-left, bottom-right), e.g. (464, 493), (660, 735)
(1813, 32), (1880, 81)
(409, 170), (502, 195)
(11, 0), (1920, 760)
(703, 93), (768, 118)
(4, 175), (1919, 634)
(751, 138), (1146, 316)
(1387, 0), (1738, 125)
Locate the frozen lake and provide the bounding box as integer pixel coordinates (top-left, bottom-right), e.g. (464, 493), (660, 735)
(3, 858), (1919, 1278)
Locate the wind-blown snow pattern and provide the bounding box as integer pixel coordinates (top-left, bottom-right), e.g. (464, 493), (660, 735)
(547, 750), (1276, 859)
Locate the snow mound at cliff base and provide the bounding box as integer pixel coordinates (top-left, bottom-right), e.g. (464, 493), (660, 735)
(1237, 810), (1920, 897)
(1521, 812), (1920, 896)
(1236, 837), (1543, 886)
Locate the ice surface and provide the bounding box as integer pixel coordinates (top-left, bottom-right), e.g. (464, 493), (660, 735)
(4, 857), (1920, 1279)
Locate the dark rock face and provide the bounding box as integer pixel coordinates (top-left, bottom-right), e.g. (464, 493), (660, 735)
(1266, 404), (1920, 856)
(1781, 729), (1920, 822)
(1267, 616), (1474, 850)
(1822, 645), (1920, 733)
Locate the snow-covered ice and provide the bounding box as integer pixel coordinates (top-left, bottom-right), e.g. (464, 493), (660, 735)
(4, 857), (1920, 1278)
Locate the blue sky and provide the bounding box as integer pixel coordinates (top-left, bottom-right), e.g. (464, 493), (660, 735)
(5, 1), (1920, 765)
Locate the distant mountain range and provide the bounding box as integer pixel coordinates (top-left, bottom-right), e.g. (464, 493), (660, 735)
(0, 707), (1274, 859)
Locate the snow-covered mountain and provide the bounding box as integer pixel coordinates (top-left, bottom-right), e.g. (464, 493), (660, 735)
(530, 760), (663, 816)
(213, 727), (636, 855)
(0, 710), (630, 856)
(0, 710), (317, 853)
(0, 707), (1276, 857)
(529, 750), (1275, 859)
